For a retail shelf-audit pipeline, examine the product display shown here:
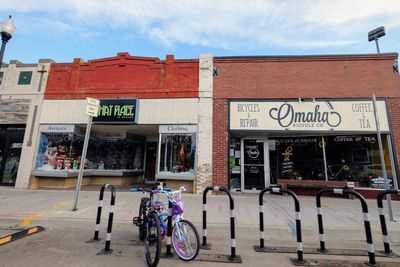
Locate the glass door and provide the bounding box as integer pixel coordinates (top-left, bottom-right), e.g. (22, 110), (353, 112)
(241, 138), (268, 191)
(0, 132), (6, 183)
(0, 130), (24, 186)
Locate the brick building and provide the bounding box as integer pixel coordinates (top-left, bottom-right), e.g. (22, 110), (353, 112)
(213, 53), (400, 197)
(27, 53), (213, 193)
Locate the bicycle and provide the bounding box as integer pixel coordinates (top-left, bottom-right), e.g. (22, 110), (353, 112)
(132, 188), (162, 267)
(132, 186), (200, 261)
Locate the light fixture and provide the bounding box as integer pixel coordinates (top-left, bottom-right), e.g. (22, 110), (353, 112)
(368, 26), (385, 53)
(0, 15), (17, 68)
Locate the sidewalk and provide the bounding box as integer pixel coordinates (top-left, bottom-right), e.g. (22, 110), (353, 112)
(0, 186), (399, 266)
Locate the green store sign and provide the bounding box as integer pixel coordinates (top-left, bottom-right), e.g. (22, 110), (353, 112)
(93, 99), (138, 124)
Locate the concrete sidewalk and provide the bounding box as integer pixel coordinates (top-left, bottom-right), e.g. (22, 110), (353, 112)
(0, 187), (399, 266)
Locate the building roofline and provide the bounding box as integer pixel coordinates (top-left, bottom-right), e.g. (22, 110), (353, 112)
(214, 52), (398, 61)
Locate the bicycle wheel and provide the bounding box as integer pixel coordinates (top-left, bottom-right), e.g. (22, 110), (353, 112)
(144, 212), (161, 267)
(172, 219), (200, 261)
(137, 197), (149, 241)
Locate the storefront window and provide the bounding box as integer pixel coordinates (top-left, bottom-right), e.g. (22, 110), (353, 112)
(269, 134), (394, 188)
(159, 134), (195, 175)
(36, 132), (145, 171)
(36, 133), (83, 171)
(270, 137), (325, 181)
(87, 138), (144, 170)
(229, 137), (241, 190)
(324, 135), (393, 188)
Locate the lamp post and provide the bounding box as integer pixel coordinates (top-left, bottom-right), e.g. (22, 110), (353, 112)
(0, 15), (17, 68)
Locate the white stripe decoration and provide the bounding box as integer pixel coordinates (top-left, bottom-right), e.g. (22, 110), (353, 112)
(378, 208), (385, 215)
(231, 239), (236, 247)
(297, 242), (303, 251)
(295, 212), (301, 220)
(109, 205), (114, 213)
(383, 235), (389, 243)
(99, 200), (103, 207)
(319, 234), (325, 242)
(333, 188), (343, 194)
(272, 187), (280, 193)
(168, 209), (172, 216)
(368, 243), (375, 253)
(95, 224), (100, 231)
(214, 186), (220, 191)
(230, 209), (235, 218)
(363, 212), (369, 222)
(167, 237), (171, 245)
(203, 204), (207, 211)
(203, 229), (207, 236)
(317, 207), (322, 215)
(259, 205), (264, 213)
(106, 233), (112, 241)
(260, 231), (265, 239)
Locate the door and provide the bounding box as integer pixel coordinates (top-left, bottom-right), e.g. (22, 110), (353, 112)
(0, 130), (24, 186)
(144, 142), (157, 183)
(241, 138), (269, 192)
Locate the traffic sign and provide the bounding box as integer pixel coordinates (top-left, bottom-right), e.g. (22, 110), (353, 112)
(85, 97), (100, 117)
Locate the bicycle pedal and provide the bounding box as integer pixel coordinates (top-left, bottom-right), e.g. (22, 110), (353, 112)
(133, 217), (141, 226)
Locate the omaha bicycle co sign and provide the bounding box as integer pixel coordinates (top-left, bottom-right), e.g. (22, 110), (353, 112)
(230, 100), (390, 132)
(93, 99), (139, 124)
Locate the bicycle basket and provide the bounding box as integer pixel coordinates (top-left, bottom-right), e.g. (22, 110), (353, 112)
(171, 200), (184, 215)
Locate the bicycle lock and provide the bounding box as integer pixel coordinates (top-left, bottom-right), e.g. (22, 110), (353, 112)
(256, 187), (304, 263)
(316, 188), (375, 265)
(92, 184), (116, 254)
(202, 186), (241, 262)
(377, 189), (400, 255)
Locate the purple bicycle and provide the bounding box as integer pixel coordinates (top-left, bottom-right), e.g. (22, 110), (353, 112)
(133, 186), (200, 261)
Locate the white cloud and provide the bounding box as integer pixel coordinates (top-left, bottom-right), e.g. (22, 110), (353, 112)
(1, 0), (400, 51)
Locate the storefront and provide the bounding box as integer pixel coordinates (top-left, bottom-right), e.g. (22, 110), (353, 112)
(211, 53), (400, 198)
(30, 97), (200, 192)
(228, 99), (399, 194)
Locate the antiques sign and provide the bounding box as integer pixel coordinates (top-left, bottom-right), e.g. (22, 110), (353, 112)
(93, 99), (138, 124)
(230, 100), (389, 132)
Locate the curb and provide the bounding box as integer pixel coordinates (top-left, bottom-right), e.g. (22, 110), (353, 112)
(0, 226), (45, 246)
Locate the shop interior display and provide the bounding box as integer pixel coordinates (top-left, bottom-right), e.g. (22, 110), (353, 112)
(36, 132), (145, 172)
(159, 134), (195, 174)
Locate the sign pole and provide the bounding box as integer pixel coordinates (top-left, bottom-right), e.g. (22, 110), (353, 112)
(72, 115), (93, 211)
(372, 94), (394, 221)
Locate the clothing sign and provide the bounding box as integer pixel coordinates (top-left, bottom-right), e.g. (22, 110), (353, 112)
(230, 100), (390, 132)
(159, 125), (198, 133)
(93, 99), (138, 124)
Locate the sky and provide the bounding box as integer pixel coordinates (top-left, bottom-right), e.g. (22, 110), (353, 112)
(0, 0), (399, 63)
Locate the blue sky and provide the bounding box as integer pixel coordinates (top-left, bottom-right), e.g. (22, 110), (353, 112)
(1, 0), (399, 63)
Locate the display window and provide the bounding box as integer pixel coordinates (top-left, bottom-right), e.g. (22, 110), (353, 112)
(158, 134), (196, 175)
(36, 132), (83, 171)
(269, 134), (394, 188)
(35, 132), (145, 172)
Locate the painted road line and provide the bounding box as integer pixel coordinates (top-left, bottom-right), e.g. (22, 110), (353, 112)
(0, 226), (45, 246)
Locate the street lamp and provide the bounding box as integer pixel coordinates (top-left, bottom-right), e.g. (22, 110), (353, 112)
(0, 15), (17, 68)
(368, 26), (385, 53)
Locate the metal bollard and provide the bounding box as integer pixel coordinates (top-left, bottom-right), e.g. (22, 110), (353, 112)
(92, 184), (116, 254)
(202, 186), (241, 262)
(316, 188), (375, 265)
(257, 187), (303, 263)
(377, 189), (399, 255)
(165, 199), (173, 256)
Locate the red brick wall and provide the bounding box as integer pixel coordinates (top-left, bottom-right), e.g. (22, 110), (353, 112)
(213, 53), (400, 187)
(45, 52), (199, 99)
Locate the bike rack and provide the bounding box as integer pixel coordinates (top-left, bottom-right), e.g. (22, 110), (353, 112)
(92, 184), (116, 254)
(254, 187), (304, 264)
(377, 189), (400, 255)
(316, 188), (375, 265)
(202, 186), (241, 262)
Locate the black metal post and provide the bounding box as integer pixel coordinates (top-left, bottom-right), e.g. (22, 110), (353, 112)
(202, 186), (240, 262)
(316, 188), (375, 265)
(165, 199), (173, 256)
(258, 187), (303, 263)
(104, 184), (116, 253)
(93, 184), (106, 240)
(377, 189), (399, 255)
